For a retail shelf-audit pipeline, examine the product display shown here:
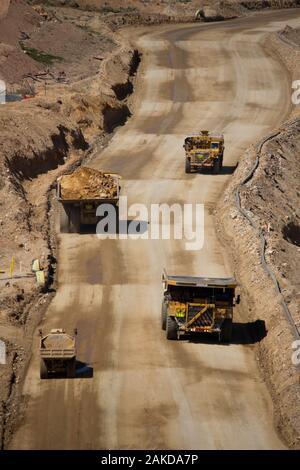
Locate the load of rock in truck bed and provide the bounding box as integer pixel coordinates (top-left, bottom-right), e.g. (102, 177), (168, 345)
(59, 167), (118, 200)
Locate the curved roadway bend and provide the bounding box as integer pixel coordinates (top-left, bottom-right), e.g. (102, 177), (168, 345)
(11, 10), (300, 450)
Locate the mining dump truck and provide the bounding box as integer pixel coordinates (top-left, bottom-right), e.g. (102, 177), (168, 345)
(57, 166), (121, 233)
(161, 271), (239, 342)
(39, 328), (77, 379)
(184, 130), (224, 174)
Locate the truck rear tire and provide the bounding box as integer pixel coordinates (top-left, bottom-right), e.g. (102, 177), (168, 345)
(60, 205), (69, 233)
(220, 319), (232, 343)
(69, 207), (81, 233)
(161, 301), (167, 330)
(115, 205), (120, 233)
(40, 359), (48, 379)
(185, 159), (191, 174)
(66, 358), (76, 378)
(166, 316), (178, 340)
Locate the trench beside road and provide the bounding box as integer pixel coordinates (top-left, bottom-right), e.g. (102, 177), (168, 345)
(10, 10), (300, 450)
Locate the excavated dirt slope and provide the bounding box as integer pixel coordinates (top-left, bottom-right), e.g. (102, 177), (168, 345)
(0, 1), (10, 20)
(280, 23), (300, 46)
(0, 0), (118, 87)
(216, 26), (300, 448)
(1, 0), (300, 450)
(0, 0), (140, 447)
(27, 1), (300, 25)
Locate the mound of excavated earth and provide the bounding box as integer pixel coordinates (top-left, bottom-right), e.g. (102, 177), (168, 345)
(60, 167), (118, 200)
(281, 25), (300, 45)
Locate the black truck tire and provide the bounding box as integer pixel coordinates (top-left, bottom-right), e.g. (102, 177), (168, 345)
(166, 316), (178, 340)
(60, 205), (69, 233)
(212, 158), (221, 174)
(115, 205), (120, 234)
(185, 159), (191, 174)
(69, 207), (81, 233)
(220, 319), (233, 343)
(66, 358), (76, 378)
(161, 301), (168, 330)
(40, 359), (48, 379)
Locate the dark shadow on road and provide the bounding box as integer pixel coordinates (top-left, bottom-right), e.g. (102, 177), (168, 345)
(187, 320), (267, 346)
(75, 360), (94, 379)
(220, 165), (237, 175)
(190, 164), (237, 176)
(44, 360), (93, 379)
(231, 320), (267, 345)
(78, 219), (149, 236)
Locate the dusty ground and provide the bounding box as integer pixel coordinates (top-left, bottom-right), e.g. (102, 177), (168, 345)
(8, 9), (300, 450)
(280, 24), (300, 45)
(0, 1), (10, 20)
(216, 22), (300, 448)
(0, 0), (119, 88)
(0, 0), (140, 447)
(1, 0), (300, 451)
(26, 0), (300, 28)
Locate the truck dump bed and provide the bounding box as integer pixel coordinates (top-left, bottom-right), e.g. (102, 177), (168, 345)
(163, 272), (237, 289)
(58, 167), (119, 201)
(40, 330), (76, 359)
(57, 167), (121, 233)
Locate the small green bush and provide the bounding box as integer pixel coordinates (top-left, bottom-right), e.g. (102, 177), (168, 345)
(20, 43), (64, 65)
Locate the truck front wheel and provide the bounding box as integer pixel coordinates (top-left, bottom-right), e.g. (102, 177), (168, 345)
(161, 301), (168, 330)
(40, 359), (48, 379)
(60, 205), (70, 233)
(212, 158), (221, 174)
(220, 154), (223, 169)
(185, 159), (191, 174)
(69, 207), (81, 233)
(220, 319), (233, 343)
(166, 316), (178, 340)
(66, 358), (76, 378)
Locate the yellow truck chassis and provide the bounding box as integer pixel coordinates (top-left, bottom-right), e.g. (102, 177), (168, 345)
(184, 130), (224, 174)
(162, 271), (239, 342)
(57, 170), (121, 233)
(39, 328), (77, 379)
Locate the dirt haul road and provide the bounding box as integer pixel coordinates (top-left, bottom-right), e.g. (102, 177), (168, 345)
(10, 10), (300, 450)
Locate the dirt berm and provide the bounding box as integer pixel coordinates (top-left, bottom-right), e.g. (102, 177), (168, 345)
(26, 1), (300, 25)
(216, 27), (300, 448)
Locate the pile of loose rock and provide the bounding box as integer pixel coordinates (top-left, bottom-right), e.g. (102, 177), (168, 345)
(60, 167), (118, 200)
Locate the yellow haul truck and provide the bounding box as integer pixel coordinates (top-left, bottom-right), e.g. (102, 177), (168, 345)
(39, 328), (77, 379)
(184, 130), (224, 174)
(161, 271), (239, 342)
(57, 167), (121, 233)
